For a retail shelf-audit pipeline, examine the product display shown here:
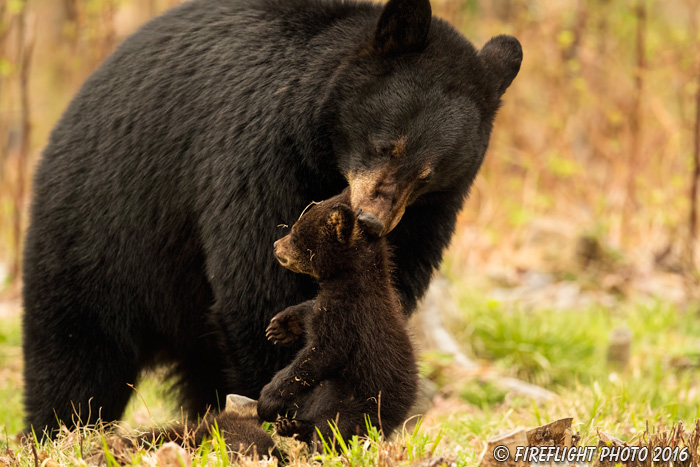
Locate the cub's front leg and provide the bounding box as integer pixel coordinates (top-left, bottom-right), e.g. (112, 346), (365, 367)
(257, 371), (305, 421)
(257, 343), (339, 422)
(266, 300), (314, 346)
(257, 374), (288, 422)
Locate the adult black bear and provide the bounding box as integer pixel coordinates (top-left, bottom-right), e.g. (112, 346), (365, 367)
(22, 0), (522, 435)
(257, 189), (417, 445)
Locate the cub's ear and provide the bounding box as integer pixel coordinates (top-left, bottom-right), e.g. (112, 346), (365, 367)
(478, 35), (523, 96)
(374, 0), (432, 56)
(325, 204), (355, 244)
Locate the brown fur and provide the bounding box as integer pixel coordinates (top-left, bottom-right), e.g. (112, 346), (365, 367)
(258, 189), (418, 446)
(123, 411), (281, 460)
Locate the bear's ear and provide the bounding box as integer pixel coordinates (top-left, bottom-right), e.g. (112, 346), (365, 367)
(477, 35), (523, 96)
(373, 0), (432, 56)
(325, 204), (355, 244)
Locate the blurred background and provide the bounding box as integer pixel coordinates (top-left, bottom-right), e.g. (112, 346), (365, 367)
(2, 0), (700, 302)
(1, 0), (700, 458)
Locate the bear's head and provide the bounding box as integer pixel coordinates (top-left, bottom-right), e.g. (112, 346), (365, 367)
(321, 0), (522, 237)
(274, 190), (358, 281)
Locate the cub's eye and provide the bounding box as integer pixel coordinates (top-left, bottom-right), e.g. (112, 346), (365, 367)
(371, 143), (392, 159)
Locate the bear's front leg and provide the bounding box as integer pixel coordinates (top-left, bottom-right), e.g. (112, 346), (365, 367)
(266, 299), (314, 346)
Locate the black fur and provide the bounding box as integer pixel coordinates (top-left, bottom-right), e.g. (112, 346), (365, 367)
(22, 0), (521, 435)
(258, 190), (417, 445)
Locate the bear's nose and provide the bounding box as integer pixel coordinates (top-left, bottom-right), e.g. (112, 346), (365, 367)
(357, 211), (384, 237)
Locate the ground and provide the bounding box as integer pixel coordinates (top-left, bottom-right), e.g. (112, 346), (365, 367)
(1, 271), (699, 466)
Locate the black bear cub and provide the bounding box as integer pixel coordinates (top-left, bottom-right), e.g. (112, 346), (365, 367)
(122, 400), (280, 460)
(257, 189), (418, 445)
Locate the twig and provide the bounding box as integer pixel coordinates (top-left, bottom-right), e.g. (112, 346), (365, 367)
(622, 0), (647, 240)
(689, 12), (700, 272)
(10, 3), (35, 281)
(0, 0), (8, 184)
(30, 441), (38, 467)
(127, 383), (154, 433)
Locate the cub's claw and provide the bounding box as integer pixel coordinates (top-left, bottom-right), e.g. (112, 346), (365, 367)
(266, 317), (295, 345)
(266, 308), (305, 345)
(276, 418), (303, 437)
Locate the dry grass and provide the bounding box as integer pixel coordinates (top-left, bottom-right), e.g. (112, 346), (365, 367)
(0, 417), (448, 467)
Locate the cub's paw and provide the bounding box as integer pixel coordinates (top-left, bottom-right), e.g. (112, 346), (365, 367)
(275, 418), (304, 437)
(266, 307), (305, 345)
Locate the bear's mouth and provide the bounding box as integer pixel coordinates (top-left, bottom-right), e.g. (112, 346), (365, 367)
(347, 170), (414, 237)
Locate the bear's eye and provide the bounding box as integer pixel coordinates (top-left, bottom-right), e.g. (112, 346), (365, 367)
(418, 166), (433, 182)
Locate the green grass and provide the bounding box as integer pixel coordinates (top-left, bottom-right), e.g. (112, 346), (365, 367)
(0, 316), (24, 435)
(446, 290), (700, 390)
(0, 314), (178, 438)
(432, 288), (700, 465)
(1, 290), (699, 466)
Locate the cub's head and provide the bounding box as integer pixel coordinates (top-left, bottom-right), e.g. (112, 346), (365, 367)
(323, 0), (522, 236)
(274, 191), (356, 280)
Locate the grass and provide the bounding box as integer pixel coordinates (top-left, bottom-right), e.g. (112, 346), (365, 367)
(1, 290), (699, 466)
(431, 287), (700, 465)
(0, 316), (23, 436)
(448, 292), (700, 390)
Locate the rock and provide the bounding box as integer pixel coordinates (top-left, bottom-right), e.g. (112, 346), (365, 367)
(156, 442), (191, 467)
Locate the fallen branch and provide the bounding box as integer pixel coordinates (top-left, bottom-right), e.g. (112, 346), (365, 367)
(414, 276), (557, 402)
